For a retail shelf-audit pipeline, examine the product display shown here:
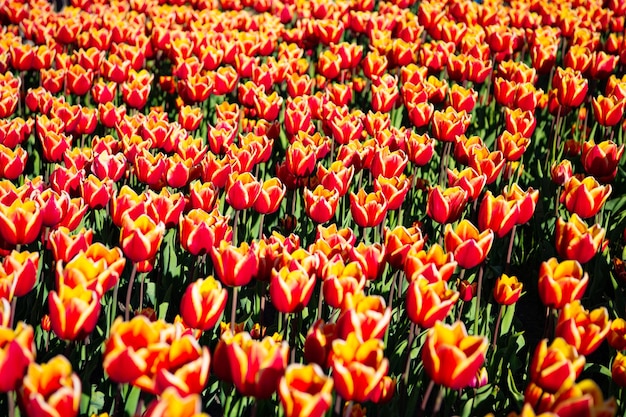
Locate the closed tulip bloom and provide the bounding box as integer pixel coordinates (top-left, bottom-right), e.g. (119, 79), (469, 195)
(304, 185), (340, 224)
(384, 224), (426, 269)
(49, 283), (101, 341)
(226, 172), (262, 211)
(493, 274), (523, 305)
(551, 160), (573, 186)
(304, 320), (337, 369)
(279, 363), (333, 417)
(431, 107), (471, 142)
(538, 258), (588, 309)
(0, 144), (27, 180)
(180, 276), (228, 331)
(0, 198), (43, 247)
(503, 184), (539, 225)
(444, 220), (494, 269)
(478, 191), (519, 238)
(581, 139), (624, 183)
(591, 94), (625, 126)
(120, 213), (165, 264)
(270, 263), (316, 313)
(497, 131), (530, 161)
(336, 294), (391, 342)
(555, 301), (610, 355)
(373, 175), (410, 211)
(555, 215), (605, 264)
(0, 321), (35, 392)
(427, 185), (468, 224)
(211, 240), (259, 287)
(407, 277), (459, 328)
(322, 258), (366, 309)
(607, 318), (626, 350)
(422, 320), (488, 389)
(58, 243), (125, 296)
(349, 189), (388, 228)
(404, 244), (457, 283)
(3, 250), (39, 297)
(189, 181), (218, 212)
(369, 147), (408, 178)
(331, 333), (389, 403)
(560, 176), (611, 219)
(529, 337), (585, 394)
(222, 331), (289, 398)
(19, 355), (81, 417)
(253, 177), (286, 215)
(612, 352), (626, 387)
(549, 379), (618, 417)
(180, 209), (222, 256)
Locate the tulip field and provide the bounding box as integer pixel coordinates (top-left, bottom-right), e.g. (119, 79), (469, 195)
(2, 0), (626, 415)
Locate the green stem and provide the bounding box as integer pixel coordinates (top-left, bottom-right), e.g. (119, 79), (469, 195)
(124, 264), (138, 321)
(473, 265), (485, 335)
(492, 304), (505, 349)
(231, 286), (239, 330)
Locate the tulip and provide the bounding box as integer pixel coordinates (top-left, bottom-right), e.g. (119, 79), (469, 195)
(493, 274), (523, 305)
(0, 145), (27, 180)
(322, 258), (366, 309)
(612, 352), (626, 387)
(555, 301), (610, 355)
(591, 95), (625, 126)
(538, 258), (588, 309)
(444, 220), (494, 269)
(551, 160), (573, 186)
(553, 67), (588, 108)
(211, 240), (258, 288)
(406, 277), (459, 328)
(427, 185), (468, 224)
(349, 242), (386, 281)
(253, 177), (286, 215)
(143, 388), (210, 417)
(529, 337), (585, 394)
(404, 244), (456, 283)
(336, 294), (391, 342)
(270, 263), (316, 313)
(422, 320), (488, 389)
(504, 108), (537, 137)
(405, 132), (435, 166)
(218, 331), (289, 398)
(0, 198), (43, 247)
(58, 243), (125, 296)
(580, 139), (624, 183)
(0, 321), (35, 392)
(349, 189), (388, 228)
(369, 147), (408, 179)
(607, 318), (626, 350)
(278, 363), (333, 417)
(180, 276), (228, 331)
(120, 213), (165, 265)
(303, 185), (340, 224)
(478, 191), (519, 238)
(49, 282), (101, 341)
(317, 161), (355, 196)
(555, 215), (605, 264)
(3, 250), (39, 297)
(447, 167), (487, 201)
(503, 184), (539, 225)
(19, 355), (81, 417)
(431, 107), (471, 142)
(384, 223), (426, 269)
(304, 319), (337, 369)
(549, 379), (617, 417)
(331, 333), (389, 403)
(560, 176), (611, 219)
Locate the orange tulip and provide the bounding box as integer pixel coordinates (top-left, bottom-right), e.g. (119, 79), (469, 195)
(349, 242), (386, 281)
(279, 363), (333, 417)
(607, 318), (626, 350)
(478, 191), (519, 238)
(591, 94), (625, 126)
(612, 352), (626, 387)
(555, 215), (605, 264)
(493, 274), (523, 305)
(3, 250), (39, 297)
(270, 263), (316, 313)
(406, 277), (459, 328)
(0, 321), (35, 392)
(538, 258), (588, 309)
(217, 331), (289, 398)
(560, 176), (611, 219)
(322, 258), (366, 309)
(404, 243), (456, 283)
(143, 387), (210, 417)
(444, 220), (494, 269)
(0, 198), (43, 247)
(336, 294), (391, 342)
(304, 185), (340, 224)
(211, 240), (259, 287)
(18, 355), (81, 417)
(555, 301), (610, 355)
(49, 282), (101, 341)
(529, 337), (585, 394)
(580, 139), (624, 183)
(422, 320), (488, 389)
(384, 223), (426, 269)
(447, 167), (487, 201)
(331, 333), (389, 403)
(180, 276), (228, 331)
(304, 319), (337, 369)
(549, 379), (617, 417)
(349, 189), (388, 228)
(426, 185), (468, 224)
(120, 213), (165, 265)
